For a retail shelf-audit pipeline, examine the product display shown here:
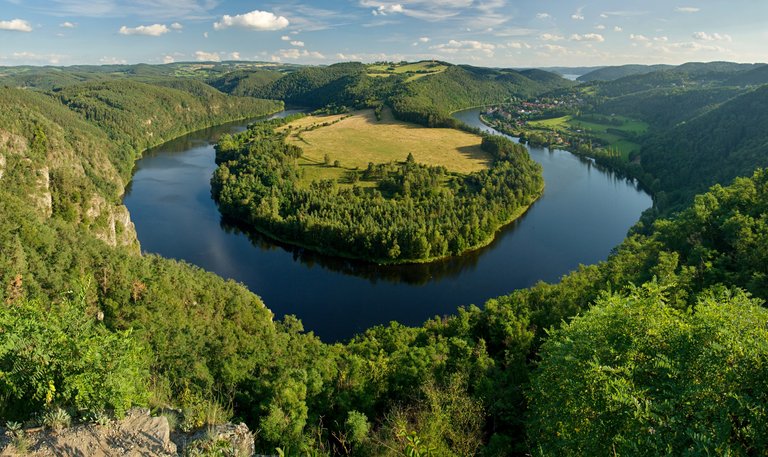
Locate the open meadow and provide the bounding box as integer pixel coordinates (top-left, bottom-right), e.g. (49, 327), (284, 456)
(281, 109), (491, 186)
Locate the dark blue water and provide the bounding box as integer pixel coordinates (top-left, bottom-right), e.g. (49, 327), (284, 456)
(123, 109), (652, 342)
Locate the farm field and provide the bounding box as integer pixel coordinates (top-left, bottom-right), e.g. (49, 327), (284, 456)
(366, 60), (448, 81)
(282, 109), (492, 186)
(529, 114), (648, 158)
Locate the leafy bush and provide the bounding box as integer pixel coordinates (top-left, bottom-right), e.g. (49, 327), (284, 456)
(529, 284), (768, 456)
(0, 284), (150, 421)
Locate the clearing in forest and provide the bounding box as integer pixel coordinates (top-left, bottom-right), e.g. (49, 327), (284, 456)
(281, 109), (492, 186)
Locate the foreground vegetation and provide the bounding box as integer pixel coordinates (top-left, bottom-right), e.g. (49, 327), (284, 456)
(3, 61), (768, 456)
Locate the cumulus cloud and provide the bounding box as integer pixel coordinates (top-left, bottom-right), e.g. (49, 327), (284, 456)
(0, 19), (32, 32)
(570, 33), (604, 42)
(540, 33), (564, 41)
(281, 35), (291, 41)
(430, 39), (495, 56)
(614, 26), (623, 32)
(214, 10), (289, 31)
(290, 40), (305, 47)
(170, 22), (183, 30)
(60, 21), (76, 28)
(693, 31), (732, 42)
(119, 24), (169, 36)
(675, 6), (700, 13)
(195, 50), (221, 61)
(571, 7), (585, 20)
(372, 4), (404, 15)
(630, 33), (649, 42)
(418, 36), (430, 42)
(230, 52), (241, 60)
(536, 12), (551, 19)
(595, 24), (606, 30)
(163, 55), (175, 64)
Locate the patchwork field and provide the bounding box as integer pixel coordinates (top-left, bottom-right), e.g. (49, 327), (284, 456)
(282, 109), (491, 186)
(528, 114), (648, 158)
(366, 61), (448, 81)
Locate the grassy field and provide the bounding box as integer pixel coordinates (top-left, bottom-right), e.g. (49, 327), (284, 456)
(528, 114), (648, 158)
(281, 109), (491, 186)
(366, 61), (448, 81)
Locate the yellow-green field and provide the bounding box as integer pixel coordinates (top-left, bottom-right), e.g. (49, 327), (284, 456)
(366, 61), (448, 81)
(282, 109), (491, 186)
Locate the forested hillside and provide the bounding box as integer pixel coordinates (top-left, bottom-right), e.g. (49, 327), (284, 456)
(639, 85), (768, 208)
(577, 63), (673, 81)
(217, 61), (574, 127)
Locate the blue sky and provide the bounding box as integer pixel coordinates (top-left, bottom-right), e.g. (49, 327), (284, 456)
(1, 0), (766, 67)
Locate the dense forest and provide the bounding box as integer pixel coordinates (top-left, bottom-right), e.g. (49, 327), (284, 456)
(2, 61), (768, 456)
(211, 118), (543, 263)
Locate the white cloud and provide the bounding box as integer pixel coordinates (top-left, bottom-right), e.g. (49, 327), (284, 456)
(281, 35), (291, 41)
(538, 44), (568, 54)
(372, 4), (404, 15)
(203, 31), (208, 38)
(630, 33), (650, 42)
(506, 41), (531, 49)
(290, 40), (305, 47)
(675, 6), (700, 13)
(230, 52), (241, 60)
(536, 12), (551, 19)
(214, 10), (289, 31)
(359, 0), (472, 22)
(60, 21), (77, 28)
(540, 33), (564, 42)
(99, 56), (128, 65)
(0, 19), (32, 32)
(571, 7), (585, 20)
(571, 33), (605, 42)
(693, 31), (732, 42)
(613, 26), (623, 32)
(163, 55), (175, 64)
(595, 24), (606, 30)
(195, 51), (221, 62)
(273, 48), (326, 60)
(654, 36), (669, 42)
(9, 51), (64, 64)
(119, 24), (169, 36)
(430, 39), (496, 56)
(419, 36), (430, 43)
(170, 22), (183, 30)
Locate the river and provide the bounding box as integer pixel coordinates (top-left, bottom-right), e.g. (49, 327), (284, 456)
(123, 109), (652, 342)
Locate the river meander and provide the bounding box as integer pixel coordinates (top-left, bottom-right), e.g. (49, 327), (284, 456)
(124, 109), (652, 342)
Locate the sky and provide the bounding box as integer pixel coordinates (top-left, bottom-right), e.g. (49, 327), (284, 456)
(1, 0), (766, 68)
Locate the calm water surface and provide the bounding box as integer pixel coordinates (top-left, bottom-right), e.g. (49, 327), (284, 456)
(124, 109), (652, 342)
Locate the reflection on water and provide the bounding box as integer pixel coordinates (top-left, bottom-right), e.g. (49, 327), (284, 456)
(125, 108), (652, 342)
(219, 209), (534, 286)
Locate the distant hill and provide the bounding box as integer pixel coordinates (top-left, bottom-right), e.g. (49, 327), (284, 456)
(218, 62), (573, 127)
(725, 64), (768, 86)
(578, 64), (673, 82)
(207, 69), (284, 96)
(0, 61), (299, 90)
(536, 66), (605, 77)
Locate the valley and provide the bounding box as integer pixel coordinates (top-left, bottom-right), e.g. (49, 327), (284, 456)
(2, 52), (768, 456)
